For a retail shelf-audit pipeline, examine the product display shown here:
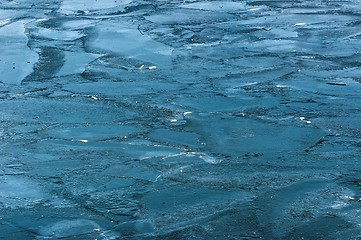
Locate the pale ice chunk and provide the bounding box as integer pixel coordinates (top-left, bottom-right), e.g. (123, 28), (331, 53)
(247, 39), (299, 52)
(43, 197), (75, 208)
(102, 163), (161, 182)
(199, 154), (221, 164)
(294, 22), (307, 27)
(37, 219), (119, 239)
(145, 8), (235, 25)
(0, 20), (38, 84)
(255, 28), (299, 39)
(63, 80), (180, 97)
(56, 51), (101, 76)
(59, 0), (132, 15)
(161, 151), (223, 164)
(0, 9), (25, 21)
(239, 14), (353, 27)
(192, 115), (326, 156)
(31, 27), (85, 41)
(62, 19), (101, 30)
(142, 183), (252, 215)
(115, 220), (156, 236)
(0, 176), (48, 209)
(140, 150), (183, 160)
(44, 124), (139, 141)
(87, 20), (173, 68)
(0, 18), (11, 27)
(284, 75), (361, 96)
(181, 1), (247, 12)
(148, 128), (199, 148)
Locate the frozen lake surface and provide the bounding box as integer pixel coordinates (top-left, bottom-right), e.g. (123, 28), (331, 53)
(0, 0), (361, 239)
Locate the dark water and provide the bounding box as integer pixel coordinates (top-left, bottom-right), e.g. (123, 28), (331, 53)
(0, 0), (361, 239)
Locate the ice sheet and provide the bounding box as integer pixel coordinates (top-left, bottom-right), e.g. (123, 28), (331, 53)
(1, 0), (361, 239)
(0, 20), (38, 84)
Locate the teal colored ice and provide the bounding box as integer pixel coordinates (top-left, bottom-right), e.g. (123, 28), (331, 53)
(0, 0), (360, 239)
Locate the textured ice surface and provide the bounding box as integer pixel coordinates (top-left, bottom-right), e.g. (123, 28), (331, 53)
(0, 20), (38, 84)
(1, 0), (361, 239)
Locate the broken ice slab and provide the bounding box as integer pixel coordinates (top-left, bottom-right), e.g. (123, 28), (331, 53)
(245, 39), (306, 53)
(256, 178), (361, 239)
(0, 0), (57, 10)
(158, 151), (223, 165)
(0, 9), (26, 23)
(87, 19), (173, 68)
(224, 55), (286, 68)
(102, 163), (161, 182)
(239, 13), (354, 28)
(142, 182), (253, 231)
(0, 20), (38, 84)
(59, 0), (132, 15)
(55, 168), (139, 196)
(27, 18), (90, 41)
(300, 66), (361, 80)
(0, 97), (137, 124)
(114, 219), (156, 237)
(0, 176), (49, 209)
(85, 189), (141, 220)
(148, 128), (200, 148)
(37, 219), (119, 239)
(173, 93), (278, 113)
(135, 145), (184, 162)
(143, 183), (248, 213)
(312, 115), (361, 138)
(212, 66), (296, 93)
(43, 124), (140, 142)
(281, 74), (361, 96)
(0, 18), (11, 27)
(254, 27), (299, 39)
(30, 27), (85, 41)
(55, 51), (101, 76)
(61, 19), (101, 30)
(145, 8), (236, 25)
(181, 1), (248, 13)
(62, 80), (181, 97)
(187, 114), (326, 156)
